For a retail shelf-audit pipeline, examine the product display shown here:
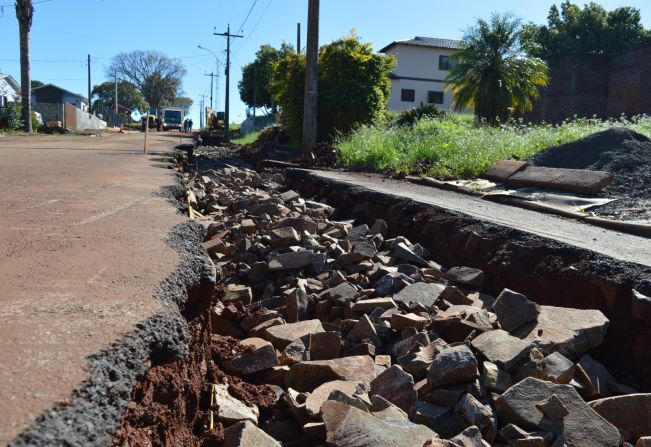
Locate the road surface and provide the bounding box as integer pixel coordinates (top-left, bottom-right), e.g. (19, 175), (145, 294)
(0, 132), (186, 443)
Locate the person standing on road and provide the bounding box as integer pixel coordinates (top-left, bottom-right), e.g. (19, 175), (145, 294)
(188, 119), (193, 133)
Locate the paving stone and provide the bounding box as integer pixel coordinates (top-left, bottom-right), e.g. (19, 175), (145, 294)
(496, 377), (621, 447)
(224, 337), (280, 376)
(588, 394), (651, 442)
(450, 425), (485, 447)
(500, 423), (529, 441)
(223, 420), (281, 447)
(213, 383), (259, 424)
(327, 389), (370, 413)
(305, 380), (363, 417)
(270, 226), (301, 246)
(346, 224), (370, 241)
(398, 339), (448, 380)
(512, 305), (609, 357)
(456, 393), (497, 442)
(225, 284), (253, 305)
(268, 250), (315, 271)
(536, 394), (569, 420)
(240, 219), (256, 234)
(471, 329), (531, 371)
(281, 335), (310, 365)
(427, 345), (479, 388)
(280, 190), (300, 202)
(414, 401), (463, 439)
(369, 219), (388, 236)
(286, 285), (312, 323)
(322, 400), (438, 447)
(576, 354), (616, 398)
(347, 314), (382, 346)
(310, 331), (342, 360)
(516, 351), (575, 384)
(444, 266), (485, 288)
(370, 365), (417, 418)
(482, 361), (513, 393)
(375, 272), (414, 296)
(393, 282), (447, 307)
(391, 312), (430, 331)
(264, 319), (324, 350)
(287, 355), (376, 392)
(394, 242), (435, 267)
(353, 240), (378, 259)
(326, 282), (360, 304)
(370, 395), (409, 421)
(492, 289), (540, 332)
(352, 297), (398, 313)
(637, 437), (651, 447)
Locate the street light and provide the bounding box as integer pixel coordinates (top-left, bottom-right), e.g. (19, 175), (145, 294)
(197, 44), (220, 110)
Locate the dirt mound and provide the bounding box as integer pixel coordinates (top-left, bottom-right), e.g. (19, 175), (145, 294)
(294, 142), (342, 169)
(528, 127), (651, 220)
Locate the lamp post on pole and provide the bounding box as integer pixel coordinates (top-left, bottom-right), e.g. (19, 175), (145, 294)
(197, 45), (220, 111)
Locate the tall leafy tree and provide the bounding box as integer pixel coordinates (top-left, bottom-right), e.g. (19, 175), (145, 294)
(108, 51), (186, 111)
(92, 81), (148, 115)
(171, 96), (193, 116)
(445, 14), (549, 126)
(239, 43), (294, 115)
(269, 33), (395, 142)
(15, 0), (33, 132)
(521, 1), (651, 58)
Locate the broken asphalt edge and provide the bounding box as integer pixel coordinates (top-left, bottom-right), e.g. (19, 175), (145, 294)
(9, 161), (216, 447)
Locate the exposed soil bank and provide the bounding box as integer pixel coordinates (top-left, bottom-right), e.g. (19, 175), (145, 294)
(285, 168), (651, 390)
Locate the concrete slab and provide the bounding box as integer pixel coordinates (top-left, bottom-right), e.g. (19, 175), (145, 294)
(505, 166), (613, 195)
(0, 132), (189, 443)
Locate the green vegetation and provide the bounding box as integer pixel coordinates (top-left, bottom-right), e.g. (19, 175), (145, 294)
(446, 14), (548, 126)
(269, 32), (395, 143)
(521, 1), (651, 58)
(231, 129), (261, 145)
(239, 43), (294, 114)
(336, 114), (651, 178)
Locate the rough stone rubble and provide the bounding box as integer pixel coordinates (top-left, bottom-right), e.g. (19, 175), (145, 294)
(187, 159), (650, 447)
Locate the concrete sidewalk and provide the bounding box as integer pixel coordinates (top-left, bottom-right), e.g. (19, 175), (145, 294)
(298, 170), (651, 267)
(0, 133), (189, 443)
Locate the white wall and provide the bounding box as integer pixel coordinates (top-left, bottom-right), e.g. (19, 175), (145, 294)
(384, 45), (458, 112)
(0, 78), (19, 106)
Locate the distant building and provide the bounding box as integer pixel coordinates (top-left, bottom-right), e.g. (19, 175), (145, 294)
(380, 36), (462, 112)
(31, 83), (89, 112)
(0, 73), (20, 106)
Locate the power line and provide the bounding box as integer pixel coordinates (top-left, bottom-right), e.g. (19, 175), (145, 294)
(234, 0), (258, 36)
(0, 0), (52, 16)
(236, 0), (273, 54)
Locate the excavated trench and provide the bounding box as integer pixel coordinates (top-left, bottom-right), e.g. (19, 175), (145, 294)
(109, 150), (651, 446)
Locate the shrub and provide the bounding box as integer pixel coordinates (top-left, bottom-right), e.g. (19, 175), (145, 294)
(0, 103), (23, 130)
(395, 103), (445, 127)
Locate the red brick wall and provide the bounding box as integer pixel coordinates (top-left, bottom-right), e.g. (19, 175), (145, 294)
(529, 46), (651, 123)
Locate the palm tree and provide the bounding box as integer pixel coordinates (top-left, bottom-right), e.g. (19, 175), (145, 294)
(445, 14), (549, 126)
(15, 0), (34, 133)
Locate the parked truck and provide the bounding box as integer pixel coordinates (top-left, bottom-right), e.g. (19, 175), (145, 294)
(158, 107), (184, 131)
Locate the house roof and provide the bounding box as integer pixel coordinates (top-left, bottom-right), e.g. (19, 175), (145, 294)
(31, 83), (88, 103)
(380, 36), (462, 53)
(0, 73), (20, 91)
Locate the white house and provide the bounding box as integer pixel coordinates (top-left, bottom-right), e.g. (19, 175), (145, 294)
(0, 73), (20, 106)
(380, 36), (462, 112)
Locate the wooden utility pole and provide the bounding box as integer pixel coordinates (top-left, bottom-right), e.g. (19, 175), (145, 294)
(87, 54), (92, 116)
(205, 72), (219, 109)
(114, 70), (118, 126)
(302, 0), (319, 151)
(214, 24), (243, 141)
(143, 114), (149, 154)
(199, 93), (208, 129)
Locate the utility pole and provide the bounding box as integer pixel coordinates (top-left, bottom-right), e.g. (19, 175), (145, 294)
(87, 54), (92, 116)
(302, 0), (319, 150)
(297, 22), (301, 52)
(114, 70), (118, 126)
(214, 24), (242, 141)
(199, 93), (208, 129)
(205, 72), (219, 109)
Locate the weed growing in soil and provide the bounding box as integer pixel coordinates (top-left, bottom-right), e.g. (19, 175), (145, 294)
(335, 114), (651, 178)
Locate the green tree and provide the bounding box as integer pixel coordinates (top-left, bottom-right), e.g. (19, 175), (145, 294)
(15, 0), (33, 132)
(522, 1), (651, 58)
(92, 81), (148, 116)
(239, 43), (294, 115)
(269, 33), (395, 142)
(172, 96), (193, 116)
(108, 51), (186, 111)
(445, 14), (549, 126)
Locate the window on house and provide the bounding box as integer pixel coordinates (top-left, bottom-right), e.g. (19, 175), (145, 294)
(401, 89), (415, 102)
(439, 55), (458, 71)
(428, 91), (444, 104)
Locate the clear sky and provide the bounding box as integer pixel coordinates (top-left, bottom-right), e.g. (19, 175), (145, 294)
(1, 0), (650, 127)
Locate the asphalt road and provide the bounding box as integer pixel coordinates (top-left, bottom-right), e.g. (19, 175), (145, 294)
(0, 132), (186, 443)
(306, 170), (651, 267)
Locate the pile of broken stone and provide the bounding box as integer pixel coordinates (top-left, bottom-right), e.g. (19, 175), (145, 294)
(189, 163), (650, 447)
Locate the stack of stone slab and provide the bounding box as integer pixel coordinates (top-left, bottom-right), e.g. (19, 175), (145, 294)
(188, 161), (648, 447)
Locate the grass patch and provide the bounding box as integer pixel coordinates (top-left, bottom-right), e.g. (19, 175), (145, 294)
(335, 114), (651, 178)
(232, 129), (262, 145)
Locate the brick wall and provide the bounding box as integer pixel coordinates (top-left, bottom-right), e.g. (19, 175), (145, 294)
(529, 46), (651, 123)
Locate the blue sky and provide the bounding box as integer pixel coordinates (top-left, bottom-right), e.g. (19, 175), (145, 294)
(1, 0), (650, 127)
